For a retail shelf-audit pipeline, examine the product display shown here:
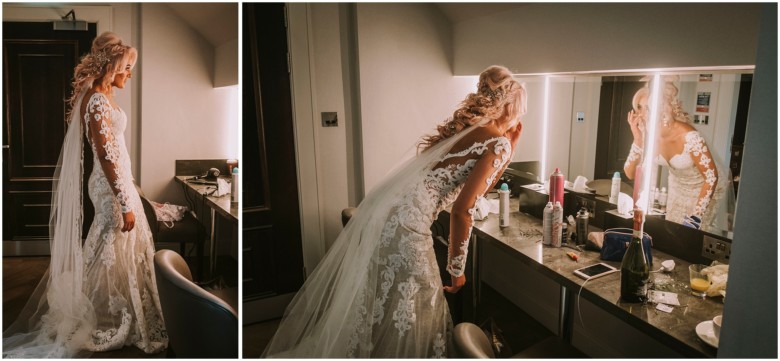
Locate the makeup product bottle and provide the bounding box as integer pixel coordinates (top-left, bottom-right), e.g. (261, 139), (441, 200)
(609, 171), (620, 204)
(551, 201), (563, 248)
(542, 202), (553, 245)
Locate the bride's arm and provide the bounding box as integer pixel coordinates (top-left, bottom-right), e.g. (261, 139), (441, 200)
(687, 132), (718, 227)
(86, 93), (135, 231)
(624, 110), (645, 180)
(444, 137), (512, 293)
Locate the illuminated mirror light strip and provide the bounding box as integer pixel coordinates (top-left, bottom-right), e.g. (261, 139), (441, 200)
(540, 75), (551, 181)
(640, 74), (662, 213)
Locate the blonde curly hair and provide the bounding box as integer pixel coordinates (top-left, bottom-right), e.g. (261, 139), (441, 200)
(419, 65), (526, 151)
(634, 75), (690, 124)
(66, 32), (137, 121)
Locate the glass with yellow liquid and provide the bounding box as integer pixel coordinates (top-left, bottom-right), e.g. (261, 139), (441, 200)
(689, 264), (710, 297)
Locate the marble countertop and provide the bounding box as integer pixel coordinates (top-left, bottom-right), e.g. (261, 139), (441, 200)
(174, 176), (238, 222)
(465, 195), (723, 357)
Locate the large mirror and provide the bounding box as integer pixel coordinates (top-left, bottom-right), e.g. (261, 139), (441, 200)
(511, 69), (752, 240)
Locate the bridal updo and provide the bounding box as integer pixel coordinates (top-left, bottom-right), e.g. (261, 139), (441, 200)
(420, 65), (526, 151)
(634, 75), (690, 124)
(67, 32), (137, 119)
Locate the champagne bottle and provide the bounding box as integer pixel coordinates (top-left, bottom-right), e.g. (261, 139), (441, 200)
(620, 208), (649, 302)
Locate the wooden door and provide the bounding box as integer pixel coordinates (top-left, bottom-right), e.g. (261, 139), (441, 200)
(594, 76), (644, 182)
(242, 3), (305, 323)
(3, 22), (96, 255)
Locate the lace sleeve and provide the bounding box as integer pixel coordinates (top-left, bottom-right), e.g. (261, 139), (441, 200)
(623, 143), (643, 180)
(447, 137), (512, 277)
(686, 132), (718, 217)
(86, 93), (131, 214)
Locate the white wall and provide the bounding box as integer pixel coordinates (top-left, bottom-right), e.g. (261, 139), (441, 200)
(453, 3), (762, 75)
(214, 38), (238, 87)
(139, 3), (238, 203)
(356, 3), (473, 194)
(310, 3), (350, 252)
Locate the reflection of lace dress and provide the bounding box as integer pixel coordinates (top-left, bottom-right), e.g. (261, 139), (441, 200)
(264, 132), (511, 358)
(656, 131), (725, 228)
(80, 92), (167, 353)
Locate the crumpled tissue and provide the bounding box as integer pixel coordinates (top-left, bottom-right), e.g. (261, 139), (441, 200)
(472, 196), (497, 221)
(572, 175), (589, 192)
(215, 178), (231, 197)
(616, 192), (634, 215)
(702, 263), (729, 297)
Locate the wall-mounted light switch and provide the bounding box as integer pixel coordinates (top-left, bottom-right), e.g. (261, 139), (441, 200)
(322, 112), (338, 127)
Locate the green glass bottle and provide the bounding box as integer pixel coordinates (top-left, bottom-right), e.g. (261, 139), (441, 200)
(620, 208), (649, 302)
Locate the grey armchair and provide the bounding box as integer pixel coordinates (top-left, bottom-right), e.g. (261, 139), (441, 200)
(153, 249), (238, 358)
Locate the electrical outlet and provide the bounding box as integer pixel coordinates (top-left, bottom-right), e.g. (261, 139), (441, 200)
(321, 112), (338, 127)
(702, 235), (731, 264)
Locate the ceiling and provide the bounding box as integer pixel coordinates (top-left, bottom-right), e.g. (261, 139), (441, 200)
(166, 3), (237, 47)
(435, 3), (529, 24)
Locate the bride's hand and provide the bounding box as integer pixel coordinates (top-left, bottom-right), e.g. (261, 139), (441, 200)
(121, 211), (135, 232)
(443, 274), (466, 294)
(627, 110), (644, 147)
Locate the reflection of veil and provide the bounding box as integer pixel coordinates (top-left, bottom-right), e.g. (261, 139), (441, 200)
(263, 118), (490, 357)
(3, 90), (98, 358)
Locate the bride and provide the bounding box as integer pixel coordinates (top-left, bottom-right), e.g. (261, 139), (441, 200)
(3, 32), (167, 358)
(263, 65), (527, 357)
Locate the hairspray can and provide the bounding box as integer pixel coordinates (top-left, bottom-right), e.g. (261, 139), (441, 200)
(576, 207), (589, 245)
(549, 168), (564, 209)
(542, 202), (553, 245)
(551, 201), (563, 248)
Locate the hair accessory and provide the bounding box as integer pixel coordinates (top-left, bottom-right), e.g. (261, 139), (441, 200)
(93, 49), (111, 67)
(478, 81), (506, 102)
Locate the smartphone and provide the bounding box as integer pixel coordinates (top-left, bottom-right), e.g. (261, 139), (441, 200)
(573, 262), (619, 280)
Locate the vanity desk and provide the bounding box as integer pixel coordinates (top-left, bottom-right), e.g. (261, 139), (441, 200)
(449, 195), (723, 357)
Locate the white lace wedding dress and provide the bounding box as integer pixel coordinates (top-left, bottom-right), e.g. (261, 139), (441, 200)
(263, 124), (511, 358)
(656, 130), (729, 230)
(3, 92), (167, 357)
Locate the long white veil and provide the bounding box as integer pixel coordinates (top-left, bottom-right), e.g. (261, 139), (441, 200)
(263, 119), (489, 357)
(3, 90), (97, 358)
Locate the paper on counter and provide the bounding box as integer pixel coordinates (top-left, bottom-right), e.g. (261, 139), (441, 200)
(648, 290), (681, 306)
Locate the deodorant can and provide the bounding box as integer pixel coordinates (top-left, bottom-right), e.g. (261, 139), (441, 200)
(576, 207), (589, 245)
(549, 168), (564, 209)
(498, 183), (510, 228)
(231, 167), (239, 203)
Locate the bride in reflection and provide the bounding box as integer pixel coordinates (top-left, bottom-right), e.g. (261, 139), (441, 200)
(623, 76), (731, 231)
(263, 65), (526, 357)
(3, 32), (167, 358)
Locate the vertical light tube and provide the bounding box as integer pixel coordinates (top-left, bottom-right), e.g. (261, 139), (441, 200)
(540, 75), (551, 181)
(640, 74), (662, 212)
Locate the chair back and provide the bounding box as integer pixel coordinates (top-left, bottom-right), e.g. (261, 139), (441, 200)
(153, 250), (238, 358)
(135, 185), (159, 234)
(453, 322), (496, 358)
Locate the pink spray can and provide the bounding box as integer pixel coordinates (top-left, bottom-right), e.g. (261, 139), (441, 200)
(549, 167), (564, 209)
